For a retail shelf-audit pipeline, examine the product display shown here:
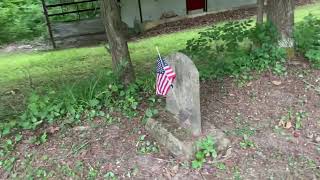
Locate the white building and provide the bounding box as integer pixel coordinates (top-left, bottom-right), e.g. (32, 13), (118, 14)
(120, 0), (256, 27)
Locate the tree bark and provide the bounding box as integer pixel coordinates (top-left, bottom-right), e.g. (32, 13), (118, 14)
(100, 0), (135, 85)
(257, 0), (264, 25)
(266, 0), (295, 59)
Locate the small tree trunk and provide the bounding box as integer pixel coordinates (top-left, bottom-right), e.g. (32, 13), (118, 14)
(257, 0), (264, 25)
(267, 0), (295, 59)
(100, 0), (135, 85)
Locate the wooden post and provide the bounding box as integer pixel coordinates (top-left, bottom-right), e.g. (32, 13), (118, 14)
(138, 0), (143, 23)
(41, 0), (56, 49)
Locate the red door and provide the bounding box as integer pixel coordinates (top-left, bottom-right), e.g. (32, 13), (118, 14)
(186, 0), (205, 11)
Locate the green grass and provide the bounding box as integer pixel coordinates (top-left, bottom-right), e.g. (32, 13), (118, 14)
(1, 2), (320, 91)
(0, 2), (320, 118)
(0, 29), (201, 92)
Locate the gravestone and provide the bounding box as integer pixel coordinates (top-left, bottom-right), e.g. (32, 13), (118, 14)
(145, 52), (230, 160)
(166, 53), (201, 136)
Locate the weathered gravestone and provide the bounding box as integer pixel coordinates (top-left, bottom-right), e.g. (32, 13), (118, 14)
(166, 53), (201, 136)
(146, 52), (230, 160)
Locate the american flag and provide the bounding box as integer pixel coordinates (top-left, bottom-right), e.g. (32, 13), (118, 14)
(156, 56), (176, 96)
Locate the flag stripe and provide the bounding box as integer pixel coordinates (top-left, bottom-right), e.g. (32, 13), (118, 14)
(156, 56), (176, 96)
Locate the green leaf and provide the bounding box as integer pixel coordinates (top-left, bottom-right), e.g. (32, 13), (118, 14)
(192, 160), (203, 169)
(15, 134), (22, 142)
(195, 151), (205, 160)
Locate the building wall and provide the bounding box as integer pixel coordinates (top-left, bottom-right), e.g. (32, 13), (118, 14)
(120, 0), (256, 27)
(120, 0), (141, 27)
(207, 0), (256, 12)
(140, 0), (186, 22)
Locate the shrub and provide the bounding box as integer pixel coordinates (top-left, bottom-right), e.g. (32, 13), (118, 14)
(295, 14), (320, 54)
(0, 0), (45, 44)
(295, 14), (320, 68)
(184, 20), (287, 80)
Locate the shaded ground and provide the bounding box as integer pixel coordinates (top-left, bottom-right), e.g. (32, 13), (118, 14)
(1, 62), (319, 179)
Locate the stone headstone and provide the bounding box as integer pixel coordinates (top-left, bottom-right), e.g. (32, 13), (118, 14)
(165, 53), (201, 136)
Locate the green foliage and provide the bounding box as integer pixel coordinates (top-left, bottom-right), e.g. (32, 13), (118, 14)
(184, 20), (287, 81)
(295, 111), (307, 130)
(20, 92), (64, 130)
(0, 0), (45, 44)
(186, 20), (253, 58)
(295, 14), (320, 54)
(192, 136), (217, 169)
(137, 135), (159, 154)
(239, 134), (255, 149)
(295, 14), (320, 68)
(305, 50), (320, 68)
(104, 171), (118, 180)
(0, 70), (154, 138)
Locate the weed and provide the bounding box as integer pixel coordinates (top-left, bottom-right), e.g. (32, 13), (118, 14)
(233, 166), (242, 180)
(192, 136), (217, 169)
(239, 134), (255, 149)
(28, 132), (48, 145)
(104, 171), (118, 180)
(59, 164), (76, 178)
(215, 162), (227, 170)
(71, 141), (89, 156)
(87, 165), (99, 180)
(126, 166), (139, 178)
(278, 109), (307, 130)
(142, 108), (159, 124)
(0, 156), (16, 172)
(295, 111), (307, 130)
(137, 135), (159, 154)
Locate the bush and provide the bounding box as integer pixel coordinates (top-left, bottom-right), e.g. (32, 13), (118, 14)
(295, 14), (320, 54)
(295, 14), (320, 68)
(184, 20), (287, 80)
(0, 0), (45, 44)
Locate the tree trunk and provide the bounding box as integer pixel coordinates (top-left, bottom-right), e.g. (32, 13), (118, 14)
(100, 0), (135, 85)
(266, 0), (295, 59)
(257, 0), (264, 25)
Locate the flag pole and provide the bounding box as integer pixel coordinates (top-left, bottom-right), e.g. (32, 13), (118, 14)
(156, 46), (161, 58)
(156, 46), (165, 67)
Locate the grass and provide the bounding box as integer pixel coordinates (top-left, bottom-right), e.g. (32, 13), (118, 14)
(0, 2), (320, 118)
(0, 29), (201, 92)
(1, 2), (320, 90)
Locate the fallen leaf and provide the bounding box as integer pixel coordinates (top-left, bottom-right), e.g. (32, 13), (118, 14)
(284, 121), (292, 129)
(293, 131), (300, 138)
(272, 81), (282, 86)
(278, 120), (285, 127)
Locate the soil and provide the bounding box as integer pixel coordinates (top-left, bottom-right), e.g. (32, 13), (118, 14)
(1, 62), (319, 179)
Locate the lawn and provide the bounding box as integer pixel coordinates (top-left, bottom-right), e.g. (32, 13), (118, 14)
(0, 2), (319, 92)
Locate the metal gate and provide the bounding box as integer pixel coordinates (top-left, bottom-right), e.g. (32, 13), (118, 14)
(41, 0), (103, 49)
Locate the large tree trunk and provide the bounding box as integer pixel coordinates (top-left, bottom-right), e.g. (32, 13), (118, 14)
(266, 0), (295, 59)
(257, 0), (264, 24)
(100, 0), (135, 85)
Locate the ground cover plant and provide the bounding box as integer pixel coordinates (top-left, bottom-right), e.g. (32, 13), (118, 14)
(0, 2), (320, 179)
